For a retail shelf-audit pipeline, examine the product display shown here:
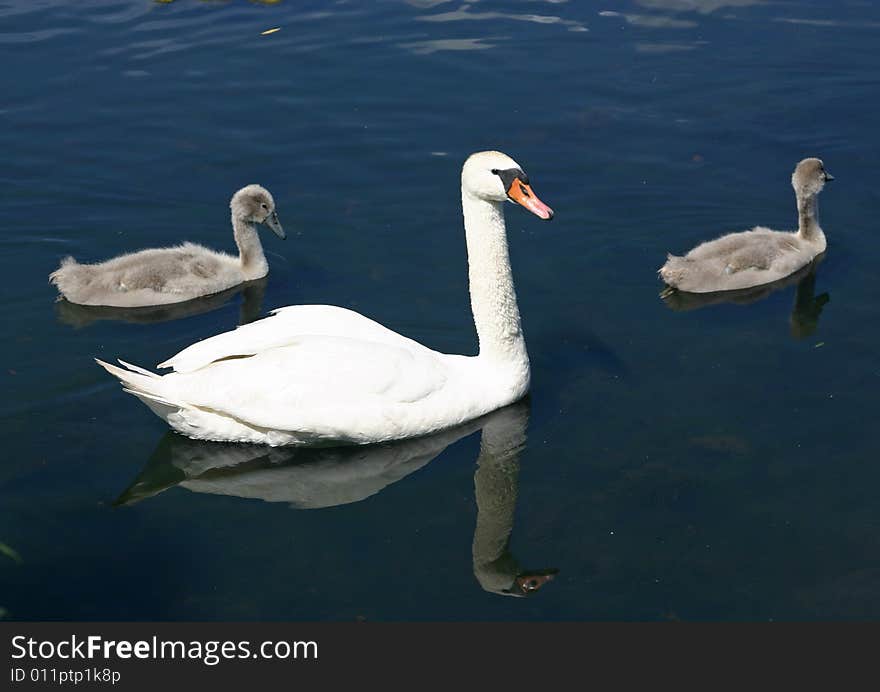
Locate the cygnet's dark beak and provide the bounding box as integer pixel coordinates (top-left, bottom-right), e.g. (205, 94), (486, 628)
(263, 210), (286, 239)
(823, 171), (835, 182)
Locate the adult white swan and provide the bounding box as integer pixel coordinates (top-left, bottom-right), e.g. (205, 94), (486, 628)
(97, 151), (554, 446)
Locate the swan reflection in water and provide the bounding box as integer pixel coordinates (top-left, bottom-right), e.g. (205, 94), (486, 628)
(55, 276), (267, 328)
(115, 400), (557, 598)
(661, 256), (830, 338)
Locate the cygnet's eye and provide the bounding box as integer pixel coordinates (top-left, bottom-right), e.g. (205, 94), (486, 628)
(261, 203), (268, 209)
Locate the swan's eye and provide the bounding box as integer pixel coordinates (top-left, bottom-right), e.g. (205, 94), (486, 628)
(490, 169), (499, 175)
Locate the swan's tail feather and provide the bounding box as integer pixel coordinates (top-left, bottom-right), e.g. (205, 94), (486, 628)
(96, 358), (145, 383)
(48, 256), (78, 285)
(658, 254), (690, 288)
(117, 359), (160, 379)
(95, 359), (175, 405)
(49, 256), (94, 303)
(120, 387), (174, 407)
(122, 388), (180, 419)
(95, 358), (184, 421)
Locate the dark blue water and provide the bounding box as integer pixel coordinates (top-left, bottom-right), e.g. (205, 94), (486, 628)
(2, 0), (879, 620)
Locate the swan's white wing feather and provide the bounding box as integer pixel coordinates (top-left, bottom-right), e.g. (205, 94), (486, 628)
(165, 335), (449, 439)
(158, 304), (426, 373)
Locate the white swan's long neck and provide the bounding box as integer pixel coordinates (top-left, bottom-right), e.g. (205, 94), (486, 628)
(796, 192), (824, 244)
(232, 215), (268, 280)
(461, 190), (529, 368)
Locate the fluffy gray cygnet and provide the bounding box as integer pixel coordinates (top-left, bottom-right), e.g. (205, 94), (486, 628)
(49, 184), (284, 307)
(659, 158), (833, 294)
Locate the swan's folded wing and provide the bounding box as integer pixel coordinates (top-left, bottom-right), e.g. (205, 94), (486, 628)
(723, 233), (802, 274)
(158, 304), (426, 373)
(166, 334), (448, 438)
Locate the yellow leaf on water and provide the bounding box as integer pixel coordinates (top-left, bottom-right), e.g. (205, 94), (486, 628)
(261, 27), (281, 36)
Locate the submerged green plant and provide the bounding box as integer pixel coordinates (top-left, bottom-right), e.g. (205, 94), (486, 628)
(0, 542), (21, 564)
(0, 541), (19, 620)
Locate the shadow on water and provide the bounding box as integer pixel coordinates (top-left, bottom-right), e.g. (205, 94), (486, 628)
(538, 325), (629, 381)
(115, 400), (557, 598)
(660, 255), (830, 339)
(54, 276), (268, 328)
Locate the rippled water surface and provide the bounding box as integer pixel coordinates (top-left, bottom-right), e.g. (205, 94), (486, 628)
(2, 0), (879, 620)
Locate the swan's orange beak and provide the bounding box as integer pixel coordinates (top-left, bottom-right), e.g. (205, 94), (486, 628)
(514, 570), (558, 594)
(507, 179), (554, 220)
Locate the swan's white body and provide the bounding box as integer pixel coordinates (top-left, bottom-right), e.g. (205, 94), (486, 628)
(97, 152), (554, 446)
(50, 185), (284, 307)
(101, 304), (528, 446)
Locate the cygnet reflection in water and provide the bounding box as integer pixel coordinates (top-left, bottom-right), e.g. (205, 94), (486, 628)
(661, 255), (830, 339)
(115, 400), (557, 598)
(55, 276), (268, 328)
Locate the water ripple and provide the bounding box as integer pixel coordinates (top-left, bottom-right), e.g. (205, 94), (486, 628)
(599, 10), (698, 29)
(417, 3), (588, 33)
(635, 0), (763, 12)
(635, 41), (706, 52)
(0, 27), (79, 44)
(774, 17), (880, 29)
(399, 36), (499, 55)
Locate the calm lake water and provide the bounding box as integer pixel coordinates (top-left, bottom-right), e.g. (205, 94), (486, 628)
(2, 0), (879, 621)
